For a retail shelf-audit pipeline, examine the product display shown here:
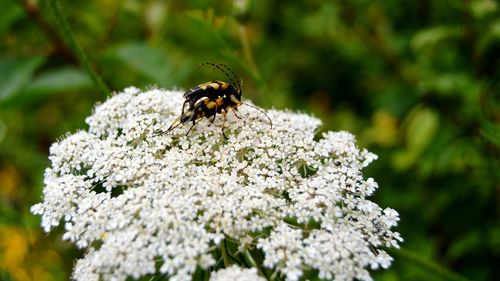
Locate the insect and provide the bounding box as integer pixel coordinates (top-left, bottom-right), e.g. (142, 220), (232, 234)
(165, 63), (272, 139)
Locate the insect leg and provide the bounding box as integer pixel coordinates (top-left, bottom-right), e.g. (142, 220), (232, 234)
(221, 110), (229, 139)
(186, 119), (197, 136)
(167, 116), (182, 132)
(181, 101), (207, 135)
(208, 113), (217, 126)
(166, 100), (190, 132)
(230, 107), (242, 119)
(181, 100), (188, 114)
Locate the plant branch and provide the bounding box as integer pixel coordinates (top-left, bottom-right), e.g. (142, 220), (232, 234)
(15, 0), (77, 64)
(46, 0), (110, 96)
(237, 23), (272, 102)
(220, 239), (231, 267)
(389, 248), (471, 281)
(243, 248), (269, 280)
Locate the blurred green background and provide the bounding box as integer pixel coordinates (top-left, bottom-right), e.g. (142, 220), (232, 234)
(0, 0), (499, 280)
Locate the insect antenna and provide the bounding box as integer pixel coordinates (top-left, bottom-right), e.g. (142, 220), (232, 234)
(198, 62), (241, 91)
(241, 102), (273, 129)
(217, 63), (243, 93)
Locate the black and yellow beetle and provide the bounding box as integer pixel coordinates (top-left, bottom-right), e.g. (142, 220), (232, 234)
(166, 63), (271, 139)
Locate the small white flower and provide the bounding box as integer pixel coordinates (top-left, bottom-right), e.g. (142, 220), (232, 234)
(210, 266), (265, 281)
(32, 87), (402, 281)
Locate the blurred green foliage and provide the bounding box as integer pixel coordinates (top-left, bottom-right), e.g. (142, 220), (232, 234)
(0, 0), (498, 280)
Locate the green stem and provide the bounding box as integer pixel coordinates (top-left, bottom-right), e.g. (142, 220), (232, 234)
(242, 248), (258, 268)
(15, 0), (77, 64)
(238, 26), (258, 77)
(46, 0), (110, 96)
(237, 24), (273, 104)
(238, 25), (267, 88)
(243, 248), (268, 280)
(389, 248), (471, 281)
(220, 239), (231, 267)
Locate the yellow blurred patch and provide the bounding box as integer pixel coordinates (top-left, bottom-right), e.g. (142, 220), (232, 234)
(185, 8), (227, 28)
(0, 226), (61, 281)
(0, 226), (29, 280)
(0, 165), (20, 200)
(364, 110), (398, 148)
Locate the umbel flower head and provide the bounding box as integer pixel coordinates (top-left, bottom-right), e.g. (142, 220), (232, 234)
(31, 87), (402, 281)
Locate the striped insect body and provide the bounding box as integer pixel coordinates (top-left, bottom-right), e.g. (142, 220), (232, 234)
(166, 63), (271, 139)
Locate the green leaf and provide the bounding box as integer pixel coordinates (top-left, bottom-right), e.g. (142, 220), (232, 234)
(0, 0), (24, 36)
(295, 159), (318, 178)
(410, 26), (463, 51)
(0, 56), (45, 102)
(478, 19), (500, 53)
(406, 107), (439, 152)
(112, 43), (172, 86)
(480, 121), (500, 146)
(393, 106), (440, 170)
(468, 0), (498, 19)
(21, 67), (93, 98)
(418, 72), (475, 97)
(448, 231), (482, 259)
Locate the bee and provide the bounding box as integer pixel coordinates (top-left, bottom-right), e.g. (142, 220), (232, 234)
(166, 63), (272, 139)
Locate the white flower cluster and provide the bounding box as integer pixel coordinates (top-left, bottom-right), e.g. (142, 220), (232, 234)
(31, 87), (402, 281)
(210, 266), (265, 281)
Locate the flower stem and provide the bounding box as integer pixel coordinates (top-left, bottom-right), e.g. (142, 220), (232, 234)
(220, 239), (231, 267)
(15, 0), (77, 63)
(242, 248), (257, 268)
(389, 248), (471, 281)
(238, 25), (259, 79)
(237, 25), (267, 89)
(243, 248), (268, 280)
(237, 23), (272, 104)
(46, 0), (110, 96)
